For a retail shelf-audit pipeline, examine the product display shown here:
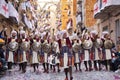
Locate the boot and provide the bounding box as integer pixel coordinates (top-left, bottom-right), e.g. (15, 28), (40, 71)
(74, 63), (78, 72)
(57, 63), (60, 73)
(46, 63), (49, 73)
(84, 61), (88, 71)
(64, 68), (68, 80)
(88, 61), (93, 71)
(43, 63), (46, 73)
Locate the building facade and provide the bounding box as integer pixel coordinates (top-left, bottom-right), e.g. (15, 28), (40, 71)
(94, 0), (120, 44)
(0, 0), (38, 37)
(83, 0), (96, 28)
(60, 0), (77, 30)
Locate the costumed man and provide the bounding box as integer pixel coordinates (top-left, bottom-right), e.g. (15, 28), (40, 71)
(81, 31), (93, 71)
(61, 18), (73, 80)
(18, 27), (30, 73)
(90, 30), (102, 71)
(58, 30), (73, 80)
(41, 32), (50, 73)
(7, 29), (18, 70)
(31, 31), (40, 72)
(72, 32), (82, 72)
(28, 32), (34, 64)
(112, 44), (120, 71)
(49, 31), (60, 73)
(101, 31), (115, 71)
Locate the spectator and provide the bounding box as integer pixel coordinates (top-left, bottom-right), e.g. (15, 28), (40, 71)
(0, 39), (7, 75)
(117, 37), (120, 45)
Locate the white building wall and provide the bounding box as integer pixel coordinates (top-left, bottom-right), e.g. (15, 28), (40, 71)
(96, 14), (120, 44)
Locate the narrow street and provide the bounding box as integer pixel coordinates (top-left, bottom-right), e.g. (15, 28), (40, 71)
(0, 0), (120, 80)
(0, 65), (119, 80)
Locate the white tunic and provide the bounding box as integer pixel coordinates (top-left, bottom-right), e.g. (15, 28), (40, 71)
(61, 39), (69, 68)
(48, 55), (53, 65)
(8, 51), (14, 62)
(105, 49), (112, 60)
(64, 53), (68, 68)
(8, 39), (16, 63)
(32, 39), (40, 63)
(95, 48), (100, 60)
(32, 51), (39, 63)
(84, 50), (89, 61)
(22, 51), (27, 62)
(44, 53), (48, 63)
(75, 53), (79, 63)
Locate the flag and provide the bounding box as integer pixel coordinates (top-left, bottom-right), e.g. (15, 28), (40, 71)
(24, 14), (33, 29)
(76, 14), (81, 24)
(67, 18), (73, 30)
(8, 1), (19, 23)
(102, 0), (107, 9)
(0, 0), (9, 18)
(103, 0), (107, 4)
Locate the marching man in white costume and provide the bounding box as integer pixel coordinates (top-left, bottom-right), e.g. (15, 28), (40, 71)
(18, 27), (30, 73)
(61, 18), (74, 80)
(31, 31), (40, 72)
(49, 33), (60, 73)
(101, 31), (115, 71)
(82, 32), (93, 71)
(72, 32), (82, 72)
(90, 30), (102, 71)
(7, 29), (18, 70)
(42, 32), (50, 73)
(58, 29), (73, 80)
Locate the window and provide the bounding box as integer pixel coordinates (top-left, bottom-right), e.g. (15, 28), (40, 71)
(102, 26), (108, 31)
(115, 19), (120, 44)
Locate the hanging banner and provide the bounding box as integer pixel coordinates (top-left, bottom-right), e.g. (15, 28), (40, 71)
(8, 1), (19, 23)
(101, 0), (120, 10)
(0, 0), (9, 18)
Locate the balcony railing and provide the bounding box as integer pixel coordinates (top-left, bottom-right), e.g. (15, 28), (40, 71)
(94, 0), (120, 19)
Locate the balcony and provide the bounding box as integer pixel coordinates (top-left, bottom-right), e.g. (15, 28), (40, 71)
(94, 0), (120, 19)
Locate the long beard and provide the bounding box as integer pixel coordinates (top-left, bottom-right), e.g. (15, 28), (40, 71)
(22, 36), (25, 39)
(12, 36), (16, 39)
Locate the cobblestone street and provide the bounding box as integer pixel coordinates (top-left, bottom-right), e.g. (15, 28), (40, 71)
(0, 0), (120, 80)
(0, 65), (119, 80)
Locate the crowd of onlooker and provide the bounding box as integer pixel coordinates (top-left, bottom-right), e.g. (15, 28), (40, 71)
(0, 41), (7, 75)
